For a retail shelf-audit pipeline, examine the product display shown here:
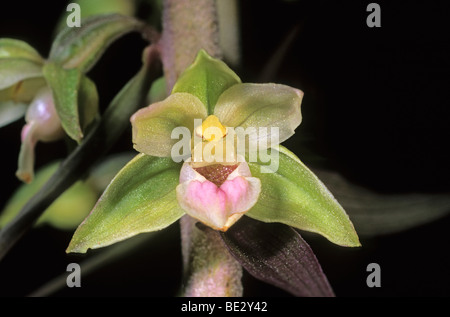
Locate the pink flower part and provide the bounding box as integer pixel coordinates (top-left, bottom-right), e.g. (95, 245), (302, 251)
(220, 177), (249, 211)
(176, 160), (261, 231)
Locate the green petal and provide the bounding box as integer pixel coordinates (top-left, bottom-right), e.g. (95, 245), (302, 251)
(131, 92), (207, 157)
(49, 14), (145, 72)
(171, 49), (241, 114)
(214, 83), (303, 148)
(0, 58), (43, 90)
(0, 77), (46, 103)
(66, 153), (185, 253)
(0, 101), (27, 128)
(0, 38), (44, 63)
(0, 39), (45, 102)
(246, 146), (361, 247)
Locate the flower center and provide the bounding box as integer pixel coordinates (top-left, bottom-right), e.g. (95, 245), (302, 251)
(194, 164), (239, 187)
(195, 115), (227, 142)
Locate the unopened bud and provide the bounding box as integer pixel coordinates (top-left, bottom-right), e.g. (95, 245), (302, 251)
(16, 87), (64, 183)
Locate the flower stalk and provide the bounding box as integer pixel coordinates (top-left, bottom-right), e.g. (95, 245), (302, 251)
(161, 0), (243, 297)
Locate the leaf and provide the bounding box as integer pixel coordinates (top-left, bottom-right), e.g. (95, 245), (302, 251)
(0, 161), (97, 231)
(246, 146), (361, 247)
(43, 62), (89, 142)
(311, 168), (450, 237)
(0, 101), (27, 127)
(221, 216), (335, 297)
(0, 38), (44, 63)
(49, 13), (145, 72)
(66, 153), (184, 253)
(171, 49), (241, 114)
(0, 58), (43, 90)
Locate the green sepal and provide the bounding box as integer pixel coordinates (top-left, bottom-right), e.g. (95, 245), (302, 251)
(171, 49), (241, 114)
(66, 153), (185, 253)
(78, 75), (100, 131)
(49, 14), (145, 73)
(43, 62), (98, 143)
(147, 76), (167, 104)
(246, 146), (361, 247)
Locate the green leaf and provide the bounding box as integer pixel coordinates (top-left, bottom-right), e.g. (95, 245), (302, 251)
(246, 146), (361, 247)
(0, 58), (43, 90)
(66, 153), (185, 253)
(0, 38), (44, 63)
(43, 62), (95, 142)
(171, 49), (241, 114)
(0, 161), (97, 231)
(49, 14), (145, 72)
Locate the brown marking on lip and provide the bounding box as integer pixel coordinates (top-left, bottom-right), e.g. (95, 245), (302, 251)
(194, 164), (239, 187)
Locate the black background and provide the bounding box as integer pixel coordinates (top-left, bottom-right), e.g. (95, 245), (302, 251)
(0, 0), (449, 298)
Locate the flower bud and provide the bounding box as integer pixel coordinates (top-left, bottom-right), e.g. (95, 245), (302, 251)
(16, 87), (64, 183)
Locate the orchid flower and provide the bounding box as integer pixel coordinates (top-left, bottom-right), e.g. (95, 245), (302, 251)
(0, 38), (100, 183)
(67, 50), (360, 254)
(130, 50), (303, 230)
(16, 87), (65, 183)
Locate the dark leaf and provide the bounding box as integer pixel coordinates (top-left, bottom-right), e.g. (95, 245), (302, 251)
(312, 168), (450, 237)
(221, 216), (335, 297)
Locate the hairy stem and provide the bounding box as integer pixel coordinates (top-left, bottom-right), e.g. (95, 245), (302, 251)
(180, 216), (243, 296)
(160, 0), (222, 92)
(161, 0), (243, 297)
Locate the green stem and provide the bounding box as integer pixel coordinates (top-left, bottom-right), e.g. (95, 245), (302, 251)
(161, 0), (243, 297)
